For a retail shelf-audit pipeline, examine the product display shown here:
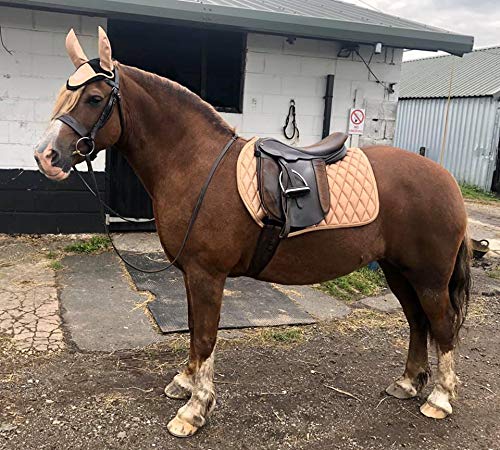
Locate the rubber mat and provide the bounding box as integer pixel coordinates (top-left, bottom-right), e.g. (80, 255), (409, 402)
(123, 252), (315, 333)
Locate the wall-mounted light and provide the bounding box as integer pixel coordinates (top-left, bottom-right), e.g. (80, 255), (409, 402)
(374, 42), (383, 54)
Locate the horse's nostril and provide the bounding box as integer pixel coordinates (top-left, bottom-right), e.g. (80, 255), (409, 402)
(51, 148), (61, 166)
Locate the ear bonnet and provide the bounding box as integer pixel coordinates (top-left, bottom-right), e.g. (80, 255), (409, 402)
(65, 27), (115, 90)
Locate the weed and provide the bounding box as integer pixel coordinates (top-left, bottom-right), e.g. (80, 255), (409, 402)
(64, 236), (111, 254)
(46, 251), (57, 260)
(258, 327), (304, 344)
(319, 267), (387, 302)
(487, 269), (500, 280)
(49, 261), (62, 270)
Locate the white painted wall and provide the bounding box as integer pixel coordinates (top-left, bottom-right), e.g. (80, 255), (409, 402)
(0, 6), (402, 171)
(222, 33), (403, 148)
(0, 6), (106, 170)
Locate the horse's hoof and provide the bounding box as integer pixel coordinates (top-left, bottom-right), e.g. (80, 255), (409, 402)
(167, 416), (199, 438)
(420, 401), (450, 419)
(165, 380), (191, 400)
(386, 379), (417, 399)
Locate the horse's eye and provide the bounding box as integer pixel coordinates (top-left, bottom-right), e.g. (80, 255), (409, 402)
(88, 95), (103, 105)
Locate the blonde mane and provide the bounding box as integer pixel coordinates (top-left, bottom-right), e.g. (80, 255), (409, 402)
(51, 85), (83, 119)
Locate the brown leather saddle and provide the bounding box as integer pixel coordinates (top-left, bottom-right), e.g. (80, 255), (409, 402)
(248, 132), (348, 276)
(255, 132), (348, 237)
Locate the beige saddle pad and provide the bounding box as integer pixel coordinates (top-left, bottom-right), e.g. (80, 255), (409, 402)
(237, 137), (380, 237)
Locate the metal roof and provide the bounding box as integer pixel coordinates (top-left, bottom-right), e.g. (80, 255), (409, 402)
(4, 0), (473, 55)
(400, 46), (500, 99)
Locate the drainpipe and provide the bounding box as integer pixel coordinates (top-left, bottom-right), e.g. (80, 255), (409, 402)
(322, 74), (335, 139)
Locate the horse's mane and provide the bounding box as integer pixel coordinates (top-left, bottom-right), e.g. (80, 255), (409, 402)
(119, 63), (234, 135)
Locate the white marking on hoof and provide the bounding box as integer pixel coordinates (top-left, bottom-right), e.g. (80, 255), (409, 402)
(167, 416), (198, 438)
(420, 401), (449, 419)
(386, 378), (417, 399)
(164, 372), (194, 400)
(421, 386), (452, 419)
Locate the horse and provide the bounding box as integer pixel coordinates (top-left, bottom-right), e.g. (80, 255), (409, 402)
(34, 27), (471, 438)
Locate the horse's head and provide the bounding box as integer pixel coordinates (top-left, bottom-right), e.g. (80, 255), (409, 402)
(34, 27), (122, 181)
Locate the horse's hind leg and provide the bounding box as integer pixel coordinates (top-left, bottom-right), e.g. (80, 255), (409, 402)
(166, 266), (225, 438)
(379, 261), (431, 399)
(415, 287), (458, 419)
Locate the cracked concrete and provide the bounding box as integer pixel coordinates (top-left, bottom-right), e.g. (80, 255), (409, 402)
(0, 236), (63, 353)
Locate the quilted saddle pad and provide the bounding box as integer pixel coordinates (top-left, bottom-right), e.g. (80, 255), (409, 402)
(237, 137), (380, 237)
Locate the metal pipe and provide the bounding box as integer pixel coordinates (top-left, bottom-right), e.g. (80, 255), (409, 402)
(322, 74), (335, 139)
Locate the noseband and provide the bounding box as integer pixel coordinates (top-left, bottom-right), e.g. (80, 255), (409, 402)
(57, 68), (123, 160)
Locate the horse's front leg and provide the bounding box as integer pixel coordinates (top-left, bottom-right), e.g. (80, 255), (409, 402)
(164, 272), (196, 401)
(166, 266), (225, 438)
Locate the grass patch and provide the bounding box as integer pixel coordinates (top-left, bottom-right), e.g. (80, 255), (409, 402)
(64, 236), (111, 254)
(319, 267), (387, 302)
(257, 327), (305, 345)
(460, 184), (500, 203)
(49, 260), (62, 270)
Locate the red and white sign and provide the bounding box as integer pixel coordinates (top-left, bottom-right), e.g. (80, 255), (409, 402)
(348, 108), (366, 135)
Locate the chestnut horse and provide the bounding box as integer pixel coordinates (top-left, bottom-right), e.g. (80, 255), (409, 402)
(35, 28), (471, 437)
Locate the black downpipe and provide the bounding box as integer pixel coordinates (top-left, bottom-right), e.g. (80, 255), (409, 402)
(322, 74), (335, 139)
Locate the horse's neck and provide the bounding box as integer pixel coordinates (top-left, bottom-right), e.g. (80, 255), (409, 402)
(115, 65), (234, 200)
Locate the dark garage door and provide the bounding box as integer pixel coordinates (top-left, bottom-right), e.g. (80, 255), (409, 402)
(105, 19), (245, 230)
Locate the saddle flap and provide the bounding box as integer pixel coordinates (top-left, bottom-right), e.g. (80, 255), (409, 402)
(257, 155), (282, 221)
(256, 149), (326, 230)
(312, 159), (330, 215)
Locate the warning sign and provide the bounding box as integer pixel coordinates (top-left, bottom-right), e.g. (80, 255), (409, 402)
(348, 108), (366, 135)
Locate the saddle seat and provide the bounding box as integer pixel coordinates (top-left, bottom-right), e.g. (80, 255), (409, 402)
(255, 132), (349, 239)
(257, 132), (348, 164)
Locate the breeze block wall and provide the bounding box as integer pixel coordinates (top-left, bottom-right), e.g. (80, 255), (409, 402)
(222, 33), (403, 148)
(0, 6), (107, 233)
(0, 5), (106, 171)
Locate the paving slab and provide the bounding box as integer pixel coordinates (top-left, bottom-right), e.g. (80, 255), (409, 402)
(59, 252), (163, 352)
(272, 284), (351, 320)
(357, 292), (401, 312)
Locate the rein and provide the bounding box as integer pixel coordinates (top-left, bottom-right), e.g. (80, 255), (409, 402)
(59, 66), (238, 273)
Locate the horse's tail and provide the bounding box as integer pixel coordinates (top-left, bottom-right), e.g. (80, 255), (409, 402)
(449, 233), (472, 342)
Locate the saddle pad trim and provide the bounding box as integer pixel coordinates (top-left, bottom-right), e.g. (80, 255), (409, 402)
(237, 138), (380, 238)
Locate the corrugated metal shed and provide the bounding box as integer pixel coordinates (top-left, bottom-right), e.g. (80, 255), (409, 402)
(5, 0), (474, 55)
(394, 96), (500, 190)
(400, 46), (500, 99)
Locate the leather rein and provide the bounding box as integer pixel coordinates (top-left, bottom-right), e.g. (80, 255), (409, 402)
(58, 67), (238, 273)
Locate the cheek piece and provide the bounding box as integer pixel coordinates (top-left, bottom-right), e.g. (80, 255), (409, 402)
(56, 58), (124, 161)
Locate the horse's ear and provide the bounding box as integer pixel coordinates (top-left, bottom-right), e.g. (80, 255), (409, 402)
(98, 26), (113, 72)
(66, 29), (88, 68)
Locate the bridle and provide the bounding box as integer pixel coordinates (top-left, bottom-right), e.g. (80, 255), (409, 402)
(57, 64), (238, 273)
(57, 68), (124, 160)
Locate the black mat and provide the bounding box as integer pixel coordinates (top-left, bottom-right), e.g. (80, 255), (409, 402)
(123, 252), (315, 333)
